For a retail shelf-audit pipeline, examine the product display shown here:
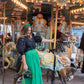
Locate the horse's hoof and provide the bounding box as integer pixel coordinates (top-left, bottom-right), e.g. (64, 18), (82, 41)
(4, 67), (8, 69)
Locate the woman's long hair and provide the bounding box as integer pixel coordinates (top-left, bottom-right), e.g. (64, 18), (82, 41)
(21, 25), (32, 39)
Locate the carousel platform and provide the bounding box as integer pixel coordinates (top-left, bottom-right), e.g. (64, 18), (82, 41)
(0, 69), (84, 84)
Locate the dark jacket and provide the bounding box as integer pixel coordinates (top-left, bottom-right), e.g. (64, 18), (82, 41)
(79, 33), (84, 51)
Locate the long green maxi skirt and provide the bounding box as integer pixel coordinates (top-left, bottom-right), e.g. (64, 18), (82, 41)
(22, 49), (43, 84)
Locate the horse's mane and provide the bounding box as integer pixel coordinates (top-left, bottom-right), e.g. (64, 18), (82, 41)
(55, 37), (70, 53)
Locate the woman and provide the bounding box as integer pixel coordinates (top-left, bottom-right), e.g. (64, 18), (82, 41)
(16, 24), (54, 84)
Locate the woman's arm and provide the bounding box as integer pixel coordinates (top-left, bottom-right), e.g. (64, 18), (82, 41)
(22, 55), (28, 71)
(42, 37), (54, 43)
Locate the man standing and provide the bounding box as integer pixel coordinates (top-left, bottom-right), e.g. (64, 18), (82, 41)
(79, 33), (84, 73)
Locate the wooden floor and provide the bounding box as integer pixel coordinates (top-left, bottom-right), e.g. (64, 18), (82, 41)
(0, 69), (84, 84)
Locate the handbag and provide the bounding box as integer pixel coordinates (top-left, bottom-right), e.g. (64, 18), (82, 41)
(22, 70), (32, 84)
(22, 70), (32, 79)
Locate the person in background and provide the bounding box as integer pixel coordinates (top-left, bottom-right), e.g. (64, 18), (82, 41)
(52, 23), (66, 43)
(6, 33), (12, 42)
(16, 24), (54, 84)
(79, 33), (84, 73)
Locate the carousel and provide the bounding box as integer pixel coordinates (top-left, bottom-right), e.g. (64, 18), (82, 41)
(0, 0), (84, 84)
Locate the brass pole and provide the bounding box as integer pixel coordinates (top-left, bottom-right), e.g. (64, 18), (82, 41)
(6, 24), (7, 38)
(69, 10), (72, 33)
(26, 8), (28, 21)
(70, 0), (73, 3)
(11, 21), (13, 41)
(50, 5), (53, 49)
(2, 3), (6, 84)
(54, 4), (58, 49)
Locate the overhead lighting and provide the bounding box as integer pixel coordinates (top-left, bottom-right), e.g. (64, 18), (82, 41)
(11, 0), (28, 10)
(0, 17), (7, 19)
(71, 7), (84, 13)
(74, 10), (76, 13)
(22, 21), (25, 24)
(72, 21), (84, 25)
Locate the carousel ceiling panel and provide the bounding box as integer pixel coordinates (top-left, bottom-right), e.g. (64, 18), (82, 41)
(13, 8), (24, 12)
(25, 0), (84, 6)
(0, 2), (4, 9)
(0, 0), (26, 20)
(25, 0), (70, 6)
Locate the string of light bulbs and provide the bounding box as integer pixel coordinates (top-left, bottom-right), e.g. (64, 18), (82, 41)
(71, 7), (84, 13)
(11, 0), (28, 9)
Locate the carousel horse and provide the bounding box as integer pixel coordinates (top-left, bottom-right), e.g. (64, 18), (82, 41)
(37, 36), (77, 83)
(4, 42), (16, 69)
(58, 37), (80, 81)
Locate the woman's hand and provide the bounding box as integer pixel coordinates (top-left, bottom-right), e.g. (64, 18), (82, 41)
(24, 64), (28, 71)
(42, 37), (54, 43)
(51, 39), (54, 42)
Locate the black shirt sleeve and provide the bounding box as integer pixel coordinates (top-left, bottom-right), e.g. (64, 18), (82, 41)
(32, 33), (42, 43)
(16, 37), (26, 55)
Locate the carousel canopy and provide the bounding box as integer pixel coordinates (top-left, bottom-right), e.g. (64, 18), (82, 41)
(0, 0), (84, 23)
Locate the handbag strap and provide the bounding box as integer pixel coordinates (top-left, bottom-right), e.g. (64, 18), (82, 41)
(22, 70), (32, 75)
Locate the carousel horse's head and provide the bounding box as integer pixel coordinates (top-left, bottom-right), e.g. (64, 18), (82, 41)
(55, 37), (70, 53)
(60, 37), (70, 48)
(5, 42), (16, 55)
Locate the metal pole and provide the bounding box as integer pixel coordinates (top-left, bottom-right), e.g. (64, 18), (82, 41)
(50, 5), (53, 49)
(2, 3), (6, 84)
(54, 5), (58, 49)
(11, 22), (14, 42)
(26, 8), (28, 21)
(69, 10), (72, 33)
(51, 4), (58, 84)
(12, 24), (15, 42)
(6, 25), (7, 38)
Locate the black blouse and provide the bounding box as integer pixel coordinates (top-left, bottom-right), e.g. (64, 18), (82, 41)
(16, 33), (42, 55)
